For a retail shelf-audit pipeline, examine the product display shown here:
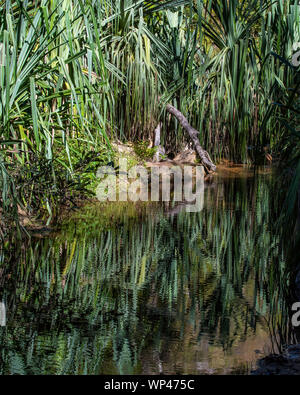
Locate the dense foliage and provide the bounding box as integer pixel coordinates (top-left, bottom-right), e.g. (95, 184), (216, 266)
(0, 0), (299, 231)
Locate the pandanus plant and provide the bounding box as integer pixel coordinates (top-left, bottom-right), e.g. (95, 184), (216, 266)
(0, 0), (114, 225)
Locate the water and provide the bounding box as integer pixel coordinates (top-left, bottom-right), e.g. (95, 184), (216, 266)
(0, 167), (292, 375)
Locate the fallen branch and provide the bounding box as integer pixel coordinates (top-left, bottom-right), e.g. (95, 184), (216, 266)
(163, 101), (216, 172)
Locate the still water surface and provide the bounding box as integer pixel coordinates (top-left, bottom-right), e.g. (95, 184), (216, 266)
(0, 167), (291, 374)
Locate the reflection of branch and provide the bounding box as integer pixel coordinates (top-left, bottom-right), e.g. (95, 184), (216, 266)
(201, 281), (267, 338)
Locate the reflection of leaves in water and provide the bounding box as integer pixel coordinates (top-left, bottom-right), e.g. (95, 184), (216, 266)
(0, 174), (293, 374)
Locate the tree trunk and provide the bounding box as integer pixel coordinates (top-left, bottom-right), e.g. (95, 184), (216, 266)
(164, 102), (216, 172)
(153, 122), (165, 163)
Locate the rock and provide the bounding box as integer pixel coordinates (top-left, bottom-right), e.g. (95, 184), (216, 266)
(252, 345), (300, 375)
(286, 345), (300, 361)
(111, 141), (135, 155)
(174, 148), (197, 164)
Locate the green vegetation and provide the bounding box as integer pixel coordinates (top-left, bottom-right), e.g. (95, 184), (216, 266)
(0, 0), (299, 232)
(1, 1), (300, 375)
(133, 141), (157, 161)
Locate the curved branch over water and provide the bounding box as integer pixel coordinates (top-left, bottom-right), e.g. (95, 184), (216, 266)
(162, 101), (217, 173)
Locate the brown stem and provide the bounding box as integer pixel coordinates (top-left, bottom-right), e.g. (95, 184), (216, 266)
(153, 122), (165, 163)
(163, 102), (217, 172)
